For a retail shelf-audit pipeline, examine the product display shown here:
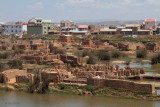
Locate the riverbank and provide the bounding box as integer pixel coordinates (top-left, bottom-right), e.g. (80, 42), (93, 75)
(0, 83), (160, 101)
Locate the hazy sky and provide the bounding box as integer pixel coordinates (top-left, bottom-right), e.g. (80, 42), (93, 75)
(0, 0), (160, 23)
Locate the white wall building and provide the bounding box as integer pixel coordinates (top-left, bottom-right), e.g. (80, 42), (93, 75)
(4, 24), (27, 35)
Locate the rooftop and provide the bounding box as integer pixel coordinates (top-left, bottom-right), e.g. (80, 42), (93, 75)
(145, 19), (156, 22)
(121, 29), (132, 31)
(78, 25), (88, 29)
(100, 29), (117, 32)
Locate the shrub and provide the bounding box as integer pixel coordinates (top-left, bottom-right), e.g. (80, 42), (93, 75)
(96, 49), (111, 60)
(2, 46), (6, 50)
(58, 84), (66, 90)
(8, 59), (23, 69)
(111, 50), (121, 58)
(0, 52), (10, 59)
(87, 55), (97, 64)
(14, 49), (25, 54)
(136, 48), (147, 58)
(0, 63), (5, 72)
(28, 74), (49, 94)
(12, 45), (16, 50)
(151, 53), (160, 64)
(53, 49), (66, 54)
(82, 49), (91, 57)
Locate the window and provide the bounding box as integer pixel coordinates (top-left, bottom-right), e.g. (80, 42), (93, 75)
(16, 26), (18, 28)
(19, 26), (21, 28)
(11, 30), (13, 32)
(44, 27), (46, 29)
(19, 30), (21, 32)
(15, 30), (17, 32)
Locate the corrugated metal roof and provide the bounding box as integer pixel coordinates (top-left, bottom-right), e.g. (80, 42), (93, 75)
(100, 29), (117, 32)
(121, 29), (132, 31)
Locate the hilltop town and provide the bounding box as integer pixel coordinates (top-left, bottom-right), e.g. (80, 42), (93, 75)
(0, 18), (160, 100)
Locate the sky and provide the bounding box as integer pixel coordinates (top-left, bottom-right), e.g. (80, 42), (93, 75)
(0, 0), (160, 23)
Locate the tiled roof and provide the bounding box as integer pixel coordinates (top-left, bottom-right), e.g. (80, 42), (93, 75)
(145, 19), (156, 22)
(78, 25), (88, 29)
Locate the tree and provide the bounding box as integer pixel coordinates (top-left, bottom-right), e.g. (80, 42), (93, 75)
(8, 59), (23, 69)
(87, 56), (97, 64)
(0, 63), (5, 72)
(28, 69), (49, 94)
(136, 48), (147, 58)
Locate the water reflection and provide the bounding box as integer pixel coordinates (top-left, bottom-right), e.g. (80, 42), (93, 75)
(111, 61), (160, 74)
(0, 91), (158, 107)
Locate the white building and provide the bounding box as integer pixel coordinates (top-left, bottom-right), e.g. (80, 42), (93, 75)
(4, 24), (27, 35)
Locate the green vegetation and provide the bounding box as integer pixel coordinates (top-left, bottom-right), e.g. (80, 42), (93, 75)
(14, 49), (25, 54)
(0, 52), (10, 59)
(7, 59), (23, 69)
(96, 49), (111, 60)
(0, 86), (13, 91)
(52, 48), (66, 54)
(0, 83), (158, 100)
(28, 72), (49, 94)
(87, 55), (97, 64)
(73, 49), (128, 64)
(136, 48), (147, 58)
(48, 84), (155, 100)
(92, 35), (160, 43)
(0, 63), (5, 72)
(111, 50), (122, 58)
(151, 53), (160, 64)
(45, 35), (60, 40)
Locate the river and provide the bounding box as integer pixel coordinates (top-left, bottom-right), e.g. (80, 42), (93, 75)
(0, 91), (159, 107)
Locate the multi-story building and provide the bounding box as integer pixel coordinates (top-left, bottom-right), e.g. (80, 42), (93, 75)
(144, 19), (157, 30)
(78, 25), (88, 31)
(4, 23), (27, 35)
(60, 20), (75, 28)
(27, 18), (53, 35)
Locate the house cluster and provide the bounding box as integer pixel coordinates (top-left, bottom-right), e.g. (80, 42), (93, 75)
(0, 18), (159, 37)
(94, 19), (158, 36)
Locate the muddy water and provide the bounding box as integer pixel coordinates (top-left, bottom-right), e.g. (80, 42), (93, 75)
(0, 91), (159, 107)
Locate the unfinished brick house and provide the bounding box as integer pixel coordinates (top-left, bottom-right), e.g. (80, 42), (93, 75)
(20, 53), (88, 66)
(82, 39), (93, 47)
(0, 69), (27, 83)
(59, 36), (72, 43)
(31, 43), (44, 50)
(50, 46), (65, 53)
(72, 64), (145, 80)
(59, 54), (89, 66)
(41, 68), (69, 83)
(87, 78), (155, 93)
(20, 53), (60, 64)
(112, 43), (129, 51)
(145, 41), (160, 53)
(12, 40), (31, 50)
(94, 42), (105, 49)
